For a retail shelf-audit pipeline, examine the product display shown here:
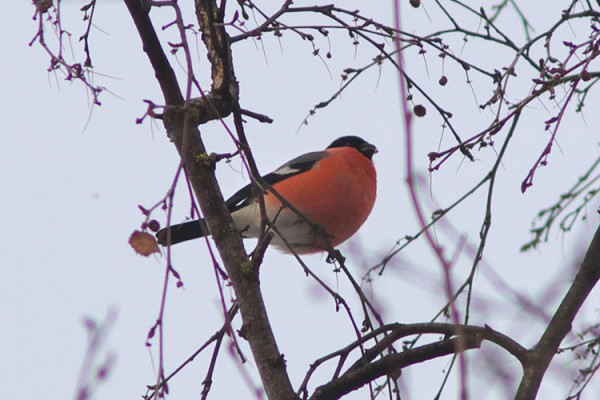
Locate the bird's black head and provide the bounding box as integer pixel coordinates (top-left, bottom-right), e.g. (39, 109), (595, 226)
(327, 136), (378, 160)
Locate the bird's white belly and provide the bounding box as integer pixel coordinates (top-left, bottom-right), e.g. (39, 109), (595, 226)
(231, 202), (315, 253)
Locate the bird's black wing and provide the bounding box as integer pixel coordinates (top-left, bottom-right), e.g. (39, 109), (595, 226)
(226, 150), (330, 212)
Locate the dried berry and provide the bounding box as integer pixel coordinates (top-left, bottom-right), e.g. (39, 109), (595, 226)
(414, 104), (426, 117)
(148, 220), (161, 233)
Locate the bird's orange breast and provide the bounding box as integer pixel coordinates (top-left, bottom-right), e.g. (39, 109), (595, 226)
(264, 147), (377, 252)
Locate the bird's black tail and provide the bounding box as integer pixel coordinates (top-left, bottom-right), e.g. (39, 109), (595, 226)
(156, 219), (210, 246)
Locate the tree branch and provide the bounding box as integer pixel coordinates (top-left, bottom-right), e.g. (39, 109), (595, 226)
(123, 0), (183, 106)
(190, 0), (238, 124)
(125, 1), (298, 399)
(310, 334), (483, 400)
(515, 224), (600, 399)
(299, 322), (526, 399)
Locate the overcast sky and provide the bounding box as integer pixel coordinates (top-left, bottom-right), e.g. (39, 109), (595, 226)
(2, 1), (600, 399)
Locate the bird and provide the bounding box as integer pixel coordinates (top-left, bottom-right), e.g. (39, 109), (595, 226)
(156, 135), (377, 254)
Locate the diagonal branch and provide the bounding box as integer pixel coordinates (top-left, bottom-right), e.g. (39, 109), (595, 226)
(515, 225), (600, 399)
(125, 1), (298, 399)
(309, 334), (483, 400)
(123, 0), (183, 106)
(301, 322), (526, 400)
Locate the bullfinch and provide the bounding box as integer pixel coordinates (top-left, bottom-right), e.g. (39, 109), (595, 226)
(156, 136), (377, 254)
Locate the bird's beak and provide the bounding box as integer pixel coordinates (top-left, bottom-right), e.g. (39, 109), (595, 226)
(359, 143), (378, 159)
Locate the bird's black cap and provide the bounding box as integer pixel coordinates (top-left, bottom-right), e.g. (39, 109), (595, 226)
(327, 136), (377, 160)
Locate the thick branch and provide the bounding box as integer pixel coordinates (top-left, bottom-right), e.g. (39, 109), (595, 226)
(195, 0), (236, 94)
(351, 323), (527, 370)
(515, 224), (600, 400)
(299, 322), (526, 400)
(123, 0), (183, 106)
(310, 335), (482, 400)
(126, 1), (297, 399)
(193, 2), (296, 399)
(190, 0), (238, 123)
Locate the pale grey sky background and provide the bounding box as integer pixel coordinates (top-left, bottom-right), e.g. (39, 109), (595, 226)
(2, 1), (599, 399)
